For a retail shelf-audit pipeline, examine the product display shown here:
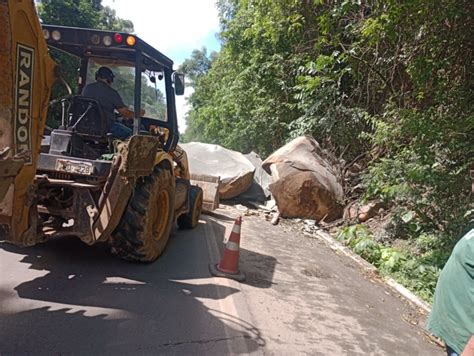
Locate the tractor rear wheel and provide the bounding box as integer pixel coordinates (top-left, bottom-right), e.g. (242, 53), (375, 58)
(111, 162), (175, 262)
(177, 185), (203, 229)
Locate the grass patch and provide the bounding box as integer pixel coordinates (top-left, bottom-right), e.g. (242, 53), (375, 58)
(336, 224), (447, 303)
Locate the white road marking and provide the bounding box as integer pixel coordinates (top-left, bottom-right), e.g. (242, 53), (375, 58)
(203, 216), (263, 355)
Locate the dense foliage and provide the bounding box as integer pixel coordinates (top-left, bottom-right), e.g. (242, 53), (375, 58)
(182, 0), (473, 300)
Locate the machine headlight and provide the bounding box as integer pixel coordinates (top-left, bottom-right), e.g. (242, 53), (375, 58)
(51, 30), (61, 41)
(91, 34), (100, 45)
(43, 29), (50, 40)
(103, 35), (112, 46)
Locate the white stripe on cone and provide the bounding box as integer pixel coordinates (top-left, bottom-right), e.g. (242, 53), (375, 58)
(223, 217), (241, 244)
(232, 224), (241, 234)
(225, 241), (240, 251)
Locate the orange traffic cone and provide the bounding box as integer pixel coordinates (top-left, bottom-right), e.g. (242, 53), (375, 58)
(209, 216), (245, 281)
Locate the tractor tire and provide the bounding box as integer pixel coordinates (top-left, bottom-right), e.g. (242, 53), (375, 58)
(177, 185), (203, 229)
(111, 162), (175, 262)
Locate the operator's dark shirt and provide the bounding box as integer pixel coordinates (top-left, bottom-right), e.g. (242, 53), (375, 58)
(82, 81), (126, 128)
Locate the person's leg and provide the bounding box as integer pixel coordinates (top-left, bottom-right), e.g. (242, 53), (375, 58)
(446, 345), (459, 356)
(110, 122), (132, 139)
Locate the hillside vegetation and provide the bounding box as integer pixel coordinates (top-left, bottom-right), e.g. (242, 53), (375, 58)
(181, 0), (473, 301)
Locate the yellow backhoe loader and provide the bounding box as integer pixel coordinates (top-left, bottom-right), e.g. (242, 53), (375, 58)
(0, 0), (209, 262)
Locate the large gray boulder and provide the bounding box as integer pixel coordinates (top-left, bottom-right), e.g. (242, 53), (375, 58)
(262, 136), (344, 222)
(181, 142), (255, 199)
(235, 151), (272, 202)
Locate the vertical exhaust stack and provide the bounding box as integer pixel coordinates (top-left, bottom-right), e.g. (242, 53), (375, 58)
(0, 0), (56, 245)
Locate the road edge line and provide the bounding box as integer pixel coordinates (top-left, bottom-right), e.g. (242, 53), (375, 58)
(203, 215), (262, 355)
(313, 229), (431, 314)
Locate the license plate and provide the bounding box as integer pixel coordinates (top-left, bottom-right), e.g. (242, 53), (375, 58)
(55, 159), (93, 175)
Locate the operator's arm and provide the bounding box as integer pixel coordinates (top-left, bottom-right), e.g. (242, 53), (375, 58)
(112, 91), (144, 120)
(117, 106), (134, 119)
(117, 106), (145, 120)
(111, 89), (135, 120)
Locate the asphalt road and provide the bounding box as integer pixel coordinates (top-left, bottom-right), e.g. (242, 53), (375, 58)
(0, 206), (442, 355)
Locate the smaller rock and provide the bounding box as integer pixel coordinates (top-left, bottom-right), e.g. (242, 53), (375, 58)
(349, 163), (362, 173)
(265, 199), (277, 211)
(358, 200), (385, 222)
(304, 219), (316, 226)
(235, 204), (249, 212)
(343, 201), (359, 221)
(271, 212), (280, 225)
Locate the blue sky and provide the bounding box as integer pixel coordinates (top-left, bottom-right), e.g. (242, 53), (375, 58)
(166, 30), (221, 65)
(102, 0), (222, 130)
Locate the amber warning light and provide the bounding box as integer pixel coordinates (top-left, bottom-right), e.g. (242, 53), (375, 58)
(114, 33), (123, 44)
(126, 35), (136, 46)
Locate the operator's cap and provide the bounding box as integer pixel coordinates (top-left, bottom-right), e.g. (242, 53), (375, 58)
(95, 66), (115, 82)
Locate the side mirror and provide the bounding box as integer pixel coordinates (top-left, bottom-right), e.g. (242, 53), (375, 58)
(174, 73), (185, 96)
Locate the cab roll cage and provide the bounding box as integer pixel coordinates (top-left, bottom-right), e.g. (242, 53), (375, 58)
(43, 24), (180, 151)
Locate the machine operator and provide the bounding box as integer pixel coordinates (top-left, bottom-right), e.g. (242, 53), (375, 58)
(82, 66), (136, 139)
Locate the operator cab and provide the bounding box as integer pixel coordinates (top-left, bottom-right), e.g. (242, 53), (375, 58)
(38, 25), (185, 176)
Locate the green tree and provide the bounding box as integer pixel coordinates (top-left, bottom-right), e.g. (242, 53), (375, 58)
(38, 0), (102, 28)
(99, 6), (134, 33)
(179, 47), (216, 86)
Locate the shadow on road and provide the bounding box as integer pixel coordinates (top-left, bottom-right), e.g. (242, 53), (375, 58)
(0, 218), (271, 354)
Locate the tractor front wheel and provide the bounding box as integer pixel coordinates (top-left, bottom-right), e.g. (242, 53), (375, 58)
(111, 162), (175, 262)
(177, 185), (203, 229)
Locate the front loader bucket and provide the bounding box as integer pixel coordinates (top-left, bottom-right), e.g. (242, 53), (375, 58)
(190, 173), (220, 212)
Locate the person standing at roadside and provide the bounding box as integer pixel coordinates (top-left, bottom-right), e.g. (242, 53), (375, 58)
(426, 227), (474, 355)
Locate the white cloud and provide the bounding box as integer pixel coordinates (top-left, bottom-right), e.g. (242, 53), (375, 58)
(102, 0), (219, 53)
(102, 0), (219, 132)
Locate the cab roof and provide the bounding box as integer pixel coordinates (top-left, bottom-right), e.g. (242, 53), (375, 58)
(42, 25), (174, 72)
